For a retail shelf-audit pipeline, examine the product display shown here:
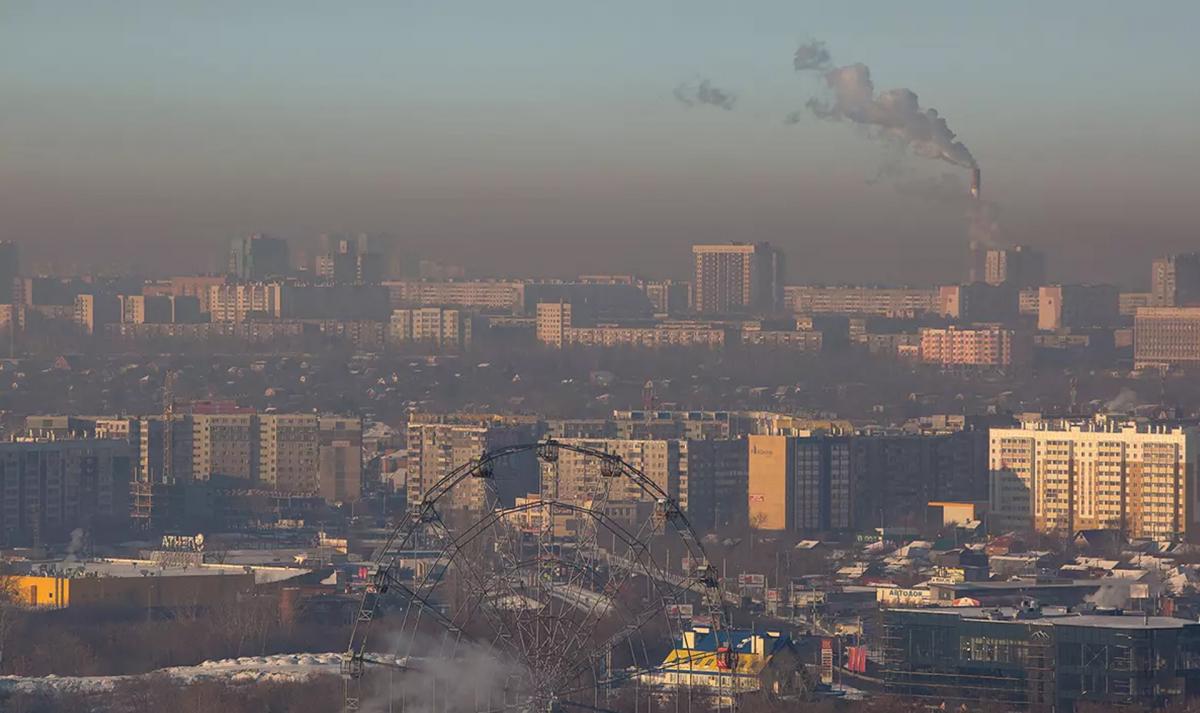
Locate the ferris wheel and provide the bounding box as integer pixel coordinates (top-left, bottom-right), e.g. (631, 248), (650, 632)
(343, 439), (733, 713)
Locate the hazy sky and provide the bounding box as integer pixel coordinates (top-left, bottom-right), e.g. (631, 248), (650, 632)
(2, 1), (1198, 285)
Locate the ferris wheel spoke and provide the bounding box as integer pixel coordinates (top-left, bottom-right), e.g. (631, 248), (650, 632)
(345, 441), (732, 713)
(434, 511), (547, 683)
(542, 508), (656, 689)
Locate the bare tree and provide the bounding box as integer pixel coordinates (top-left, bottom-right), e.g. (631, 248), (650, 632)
(0, 573), (22, 672)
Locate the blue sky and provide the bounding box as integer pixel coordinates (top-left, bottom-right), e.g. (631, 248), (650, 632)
(2, 1), (1197, 282)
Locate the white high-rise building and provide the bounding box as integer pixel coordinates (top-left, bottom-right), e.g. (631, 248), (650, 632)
(989, 415), (1198, 539)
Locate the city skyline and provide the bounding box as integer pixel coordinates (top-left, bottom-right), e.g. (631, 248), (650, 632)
(9, 8), (1200, 713)
(2, 2), (1198, 285)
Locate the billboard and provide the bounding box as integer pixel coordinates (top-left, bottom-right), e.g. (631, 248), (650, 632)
(820, 639), (834, 684)
(737, 573), (766, 587)
(665, 604), (694, 620)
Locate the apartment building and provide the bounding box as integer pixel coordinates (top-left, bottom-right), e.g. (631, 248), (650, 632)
(259, 414), (319, 492)
(535, 302), (726, 349)
(318, 417), (363, 503)
(919, 325), (1030, 368)
(390, 307), (472, 350)
(749, 428), (990, 533)
(1152, 253), (1200, 307)
(748, 434), (852, 532)
(405, 414), (542, 511)
(692, 243), (784, 314)
(383, 280), (526, 313)
(0, 439), (134, 545)
(541, 438), (686, 513)
(784, 286), (938, 317)
(208, 282), (283, 323)
(191, 408), (258, 482)
(1037, 284), (1119, 331)
(989, 415), (1198, 539)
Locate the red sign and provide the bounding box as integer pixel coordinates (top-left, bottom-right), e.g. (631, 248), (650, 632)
(846, 646), (868, 673)
(820, 639), (834, 684)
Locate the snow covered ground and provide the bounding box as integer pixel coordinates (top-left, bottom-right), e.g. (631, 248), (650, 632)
(0, 652), (353, 696)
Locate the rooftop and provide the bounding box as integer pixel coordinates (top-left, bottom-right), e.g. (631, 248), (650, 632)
(18, 558), (309, 584)
(896, 606), (1196, 630)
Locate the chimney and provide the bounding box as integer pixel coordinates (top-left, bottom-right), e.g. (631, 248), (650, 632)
(970, 168), (981, 199)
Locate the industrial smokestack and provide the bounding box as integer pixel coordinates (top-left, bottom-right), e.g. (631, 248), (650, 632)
(970, 167), (981, 199)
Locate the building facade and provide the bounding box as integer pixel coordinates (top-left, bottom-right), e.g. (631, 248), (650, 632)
(749, 429), (990, 533)
(937, 283), (1018, 322)
(884, 606), (1200, 713)
(0, 439), (133, 545)
(1134, 307), (1200, 370)
(785, 285), (937, 317)
(228, 234), (290, 281)
(258, 414), (319, 492)
(318, 417), (363, 503)
(989, 416), (1197, 539)
(208, 282), (283, 323)
(919, 325), (1030, 368)
(692, 243), (784, 314)
(389, 307), (472, 350)
(404, 414), (542, 511)
(541, 438), (687, 517)
(73, 293), (121, 334)
(1152, 253), (1200, 308)
(535, 302), (726, 349)
(748, 434), (852, 532)
(383, 280), (526, 313)
(1037, 284), (1119, 331)
(981, 245), (1046, 288)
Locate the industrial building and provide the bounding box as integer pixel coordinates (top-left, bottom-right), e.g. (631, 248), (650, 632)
(10, 559), (265, 610)
(883, 604), (1200, 712)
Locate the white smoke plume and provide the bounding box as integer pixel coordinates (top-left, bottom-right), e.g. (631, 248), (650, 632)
(791, 42), (976, 172)
(64, 527), (85, 563)
(673, 78), (737, 110)
(1104, 388), (1139, 413)
(362, 632), (527, 713)
(1086, 582), (1132, 609)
